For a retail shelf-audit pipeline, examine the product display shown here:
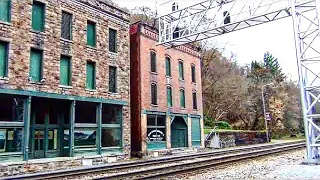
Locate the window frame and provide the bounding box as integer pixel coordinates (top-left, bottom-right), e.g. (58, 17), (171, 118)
(29, 48), (43, 82)
(165, 56), (171, 77)
(192, 91), (197, 110)
(166, 86), (173, 107)
(150, 51), (157, 73)
(60, 55), (72, 86)
(191, 64), (196, 83)
(151, 83), (158, 105)
(178, 60), (184, 80)
(0, 41), (9, 78)
(86, 61), (96, 90)
(180, 88), (186, 109)
(0, 0), (11, 23)
(108, 28), (117, 53)
(87, 20), (96, 47)
(147, 114), (166, 150)
(32, 1), (46, 32)
(61, 11), (73, 41)
(108, 66), (117, 93)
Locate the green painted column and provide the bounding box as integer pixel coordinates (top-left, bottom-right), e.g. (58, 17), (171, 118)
(69, 101), (75, 157)
(44, 114), (49, 157)
(97, 103), (102, 155)
(23, 96), (31, 161)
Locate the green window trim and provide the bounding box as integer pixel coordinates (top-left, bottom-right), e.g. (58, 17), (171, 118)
(61, 11), (72, 40)
(191, 118), (201, 147)
(151, 83), (157, 105)
(32, 1), (45, 32)
(0, 0), (11, 23)
(87, 21), (96, 47)
(191, 65), (196, 83)
(180, 89), (185, 108)
(178, 61), (184, 80)
(109, 29), (117, 53)
(60, 56), (71, 86)
(0, 41), (8, 78)
(167, 86), (172, 107)
(150, 51), (157, 73)
(193, 92), (197, 110)
(86, 61), (96, 90)
(165, 57), (171, 77)
(29, 48), (43, 82)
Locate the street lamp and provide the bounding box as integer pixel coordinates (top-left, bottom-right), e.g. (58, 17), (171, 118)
(262, 82), (274, 142)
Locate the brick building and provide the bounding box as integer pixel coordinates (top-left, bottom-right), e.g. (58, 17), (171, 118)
(0, 0), (130, 162)
(130, 22), (204, 155)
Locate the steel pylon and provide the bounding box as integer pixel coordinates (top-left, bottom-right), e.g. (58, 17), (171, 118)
(158, 0), (320, 161)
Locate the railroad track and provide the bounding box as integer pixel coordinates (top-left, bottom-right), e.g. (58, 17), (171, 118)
(2, 140), (305, 180)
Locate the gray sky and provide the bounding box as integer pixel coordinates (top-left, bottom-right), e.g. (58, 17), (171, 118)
(116, 0), (298, 81)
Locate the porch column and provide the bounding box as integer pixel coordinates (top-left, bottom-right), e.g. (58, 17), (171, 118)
(200, 117), (205, 147)
(141, 113), (147, 153)
(69, 101), (75, 157)
(97, 103), (102, 155)
(23, 96), (32, 161)
(166, 115), (171, 149)
(187, 116), (192, 148)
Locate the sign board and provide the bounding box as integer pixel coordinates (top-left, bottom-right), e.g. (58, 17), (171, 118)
(265, 112), (272, 121)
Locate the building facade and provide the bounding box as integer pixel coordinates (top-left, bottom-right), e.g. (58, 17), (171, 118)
(0, 0), (130, 162)
(130, 22), (204, 155)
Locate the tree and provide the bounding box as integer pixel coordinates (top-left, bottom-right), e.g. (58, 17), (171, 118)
(130, 6), (157, 28)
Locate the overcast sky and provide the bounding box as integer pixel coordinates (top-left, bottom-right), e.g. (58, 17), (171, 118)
(116, 0), (299, 81)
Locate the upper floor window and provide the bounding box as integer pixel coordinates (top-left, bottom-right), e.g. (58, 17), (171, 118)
(109, 29), (117, 53)
(193, 92), (197, 110)
(60, 55), (71, 86)
(151, 83), (157, 105)
(180, 89), (185, 108)
(150, 51), (157, 73)
(109, 66), (117, 93)
(167, 86), (172, 107)
(87, 20), (96, 47)
(191, 64), (196, 83)
(61, 11), (72, 40)
(165, 57), (171, 77)
(178, 61), (184, 80)
(172, 2), (178, 12)
(0, 0), (11, 22)
(29, 48), (43, 82)
(86, 61), (96, 90)
(0, 41), (8, 78)
(32, 1), (45, 32)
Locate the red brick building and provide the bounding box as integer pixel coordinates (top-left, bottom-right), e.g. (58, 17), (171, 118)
(130, 22), (204, 155)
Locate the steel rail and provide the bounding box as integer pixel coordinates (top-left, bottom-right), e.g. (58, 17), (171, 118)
(1, 141), (305, 180)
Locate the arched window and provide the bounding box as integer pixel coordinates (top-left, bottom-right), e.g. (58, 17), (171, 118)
(180, 89), (185, 108)
(150, 51), (157, 73)
(191, 64), (196, 83)
(172, 2), (178, 12)
(167, 86), (172, 107)
(193, 92), (197, 110)
(178, 61), (184, 80)
(151, 83), (158, 105)
(165, 57), (171, 77)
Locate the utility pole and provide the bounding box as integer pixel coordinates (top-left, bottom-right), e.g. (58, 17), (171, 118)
(262, 83), (273, 142)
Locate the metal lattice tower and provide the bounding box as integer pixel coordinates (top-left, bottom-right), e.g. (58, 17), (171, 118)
(158, 0), (320, 162)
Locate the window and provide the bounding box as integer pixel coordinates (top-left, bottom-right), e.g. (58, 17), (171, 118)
(193, 92), (197, 110)
(0, 42), (8, 78)
(87, 21), (96, 47)
(147, 115), (166, 150)
(167, 86), (172, 107)
(86, 61), (96, 90)
(151, 83), (157, 105)
(180, 89), (185, 108)
(109, 66), (117, 93)
(29, 48), (43, 82)
(101, 105), (122, 148)
(172, 2), (178, 12)
(191, 65), (196, 83)
(32, 1), (45, 32)
(191, 118), (201, 147)
(165, 57), (171, 77)
(178, 61), (184, 80)
(150, 51), (157, 73)
(60, 56), (71, 86)
(0, 0), (10, 22)
(61, 11), (72, 40)
(109, 29), (117, 53)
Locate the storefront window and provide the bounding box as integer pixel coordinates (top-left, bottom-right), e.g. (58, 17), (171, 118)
(147, 115), (166, 150)
(101, 128), (121, 147)
(75, 102), (96, 124)
(102, 105), (121, 124)
(0, 96), (24, 122)
(101, 105), (122, 148)
(74, 129), (96, 148)
(0, 128), (23, 153)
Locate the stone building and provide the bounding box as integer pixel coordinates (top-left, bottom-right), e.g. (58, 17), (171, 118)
(0, 0), (130, 162)
(130, 22), (204, 156)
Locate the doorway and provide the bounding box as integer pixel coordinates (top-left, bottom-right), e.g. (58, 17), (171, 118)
(171, 116), (188, 148)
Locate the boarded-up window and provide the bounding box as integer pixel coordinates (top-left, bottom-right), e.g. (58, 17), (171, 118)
(165, 57), (171, 77)
(0, 41), (8, 78)
(109, 29), (117, 53)
(151, 83), (157, 105)
(179, 61), (184, 80)
(29, 48), (43, 82)
(32, 1), (45, 32)
(191, 65), (196, 83)
(180, 89), (185, 108)
(167, 86), (172, 107)
(150, 51), (157, 73)
(193, 92), (197, 110)
(109, 66), (117, 93)
(191, 118), (201, 147)
(87, 21), (96, 47)
(61, 11), (72, 40)
(86, 61), (96, 89)
(0, 0), (10, 22)
(60, 56), (71, 86)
